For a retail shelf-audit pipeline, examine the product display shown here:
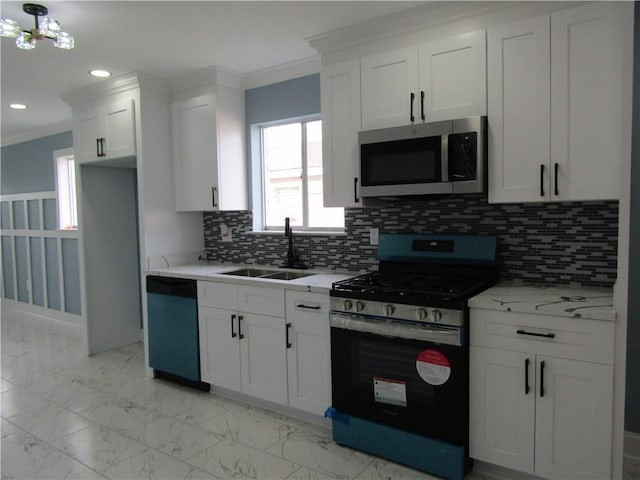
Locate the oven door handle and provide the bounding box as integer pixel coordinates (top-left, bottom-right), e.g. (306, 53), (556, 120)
(329, 312), (462, 347)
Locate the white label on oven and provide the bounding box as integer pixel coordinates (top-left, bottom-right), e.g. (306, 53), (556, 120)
(373, 377), (407, 407)
(416, 349), (451, 386)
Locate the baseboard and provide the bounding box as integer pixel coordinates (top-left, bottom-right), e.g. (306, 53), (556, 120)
(472, 460), (544, 480)
(626, 430), (640, 459)
(0, 298), (84, 327)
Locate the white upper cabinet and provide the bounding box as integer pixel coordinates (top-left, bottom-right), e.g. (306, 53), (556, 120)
(488, 3), (627, 203)
(361, 30), (486, 130)
(321, 59), (362, 208)
(361, 47), (419, 130)
(74, 98), (136, 164)
(172, 86), (247, 212)
(487, 15), (551, 203)
(419, 30), (486, 122)
(550, 3), (625, 201)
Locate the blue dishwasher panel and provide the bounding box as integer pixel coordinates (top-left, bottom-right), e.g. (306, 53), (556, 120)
(147, 292), (200, 381)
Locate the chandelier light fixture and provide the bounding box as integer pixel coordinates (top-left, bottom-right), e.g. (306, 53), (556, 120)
(0, 3), (74, 50)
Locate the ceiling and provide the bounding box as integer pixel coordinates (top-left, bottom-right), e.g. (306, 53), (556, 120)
(0, 1), (424, 143)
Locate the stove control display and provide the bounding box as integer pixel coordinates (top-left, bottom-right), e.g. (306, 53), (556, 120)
(416, 307), (428, 321)
(343, 300), (353, 311)
(431, 309), (443, 322)
(384, 304), (395, 316)
(355, 301), (365, 313)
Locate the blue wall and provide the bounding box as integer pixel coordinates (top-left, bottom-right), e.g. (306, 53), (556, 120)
(1, 131), (72, 194)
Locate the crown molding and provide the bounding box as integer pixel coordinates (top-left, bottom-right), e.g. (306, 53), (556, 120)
(1, 120), (73, 147)
(243, 56), (321, 90)
(308, 1), (512, 55)
(170, 65), (245, 99)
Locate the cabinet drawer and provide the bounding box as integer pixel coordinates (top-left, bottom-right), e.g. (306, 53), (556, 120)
(198, 281), (238, 310)
(470, 308), (614, 364)
(238, 285), (285, 318)
(285, 291), (329, 323)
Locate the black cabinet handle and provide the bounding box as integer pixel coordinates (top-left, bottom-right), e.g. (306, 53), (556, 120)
(420, 90), (425, 121)
(354, 177), (360, 203)
(517, 329), (556, 339)
(297, 304), (321, 310)
(554, 163), (559, 196)
(540, 164), (545, 197)
(212, 187), (218, 208)
(285, 322), (292, 348)
(238, 315), (244, 339)
(410, 92), (415, 122)
(540, 360), (546, 397)
(231, 314), (237, 338)
(525, 358), (530, 395)
(96, 138), (101, 157)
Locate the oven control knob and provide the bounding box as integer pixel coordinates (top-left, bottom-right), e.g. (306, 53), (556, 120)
(431, 309), (443, 323)
(416, 307), (428, 321)
(355, 301), (365, 313)
(343, 300), (353, 311)
(384, 304), (395, 316)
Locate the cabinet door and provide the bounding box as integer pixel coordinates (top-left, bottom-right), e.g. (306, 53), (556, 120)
(361, 47), (419, 129)
(102, 99), (136, 159)
(535, 357), (613, 479)
(321, 60), (362, 208)
(198, 306), (241, 390)
(419, 30), (486, 122)
(172, 94), (219, 211)
(487, 15), (550, 203)
(239, 313), (288, 405)
(74, 110), (102, 164)
(469, 346), (535, 474)
(550, 3), (625, 201)
(285, 292), (330, 415)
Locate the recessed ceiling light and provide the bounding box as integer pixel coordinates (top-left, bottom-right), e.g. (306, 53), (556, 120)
(9, 103), (27, 110)
(90, 69), (111, 78)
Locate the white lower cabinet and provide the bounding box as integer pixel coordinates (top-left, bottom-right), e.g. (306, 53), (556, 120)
(198, 281), (331, 415)
(198, 282), (288, 405)
(469, 309), (614, 479)
(285, 291), (331, 416)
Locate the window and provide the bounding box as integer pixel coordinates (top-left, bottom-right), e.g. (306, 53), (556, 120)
(54, 148), (77, 230)
(261, 119), (344, 231)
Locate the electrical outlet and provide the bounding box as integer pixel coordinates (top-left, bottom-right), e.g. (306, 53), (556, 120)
(369, 227), (379, 246)
(220, 224), (233, 243)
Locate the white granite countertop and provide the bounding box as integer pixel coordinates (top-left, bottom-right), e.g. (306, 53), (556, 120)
(146, 263), (357, 293)
(469, 282), (616, 321)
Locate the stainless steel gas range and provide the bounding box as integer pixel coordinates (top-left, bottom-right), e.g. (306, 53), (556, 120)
(328, 233), (498, 480)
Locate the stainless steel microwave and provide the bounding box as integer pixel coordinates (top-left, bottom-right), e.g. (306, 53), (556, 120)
(358, 116), (487, 198)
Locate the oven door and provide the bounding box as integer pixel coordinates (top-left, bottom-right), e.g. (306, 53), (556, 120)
(330, 313), (466, 446)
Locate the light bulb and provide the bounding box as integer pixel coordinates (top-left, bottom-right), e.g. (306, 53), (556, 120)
(0, 18), (20, 38)
(40, 17), (61, 37)
(16, 32), (35, 50)
(54, 31), (74, 49)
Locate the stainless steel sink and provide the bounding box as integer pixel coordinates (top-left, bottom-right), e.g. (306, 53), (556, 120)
(263, 271), (312, 281)
(220, 268), (311, 281)
(221, 268), (278, 277)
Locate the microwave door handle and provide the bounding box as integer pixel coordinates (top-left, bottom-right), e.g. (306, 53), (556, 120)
(441, 135), (449, 182)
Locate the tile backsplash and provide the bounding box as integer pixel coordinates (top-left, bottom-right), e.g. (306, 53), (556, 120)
(203, 195), (618, 287)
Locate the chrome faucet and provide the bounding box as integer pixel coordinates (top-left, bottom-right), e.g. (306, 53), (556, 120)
(282, 217), (307, 269)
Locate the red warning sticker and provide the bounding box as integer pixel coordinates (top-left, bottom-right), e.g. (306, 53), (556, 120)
(416, 349), (451, 386)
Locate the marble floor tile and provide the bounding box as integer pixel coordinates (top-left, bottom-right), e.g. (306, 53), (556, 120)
(198, 404), (299, 450)
(47, 377), (115, 414)
(355, 458), (441, 480)
(624, 455), (640, 480)
(1, 418), (22, 438)
(1, 431), (69, 479)
(0, 378), (15, 393)
(8, 401), (94, 442)
(51, 424), (147, 473)
(286, 466), (341, 479)
(101, 448), (213, 480)
(30, 457), (107, 479)
(0, 385), (50, 418)
(266, 428), (373, 480)
(187, 438), (299, 479)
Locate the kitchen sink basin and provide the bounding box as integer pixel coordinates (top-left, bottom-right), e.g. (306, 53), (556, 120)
(220, 268), (312, 281)
(262, 271), (312, 280)
(221, 268), (279, 277)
